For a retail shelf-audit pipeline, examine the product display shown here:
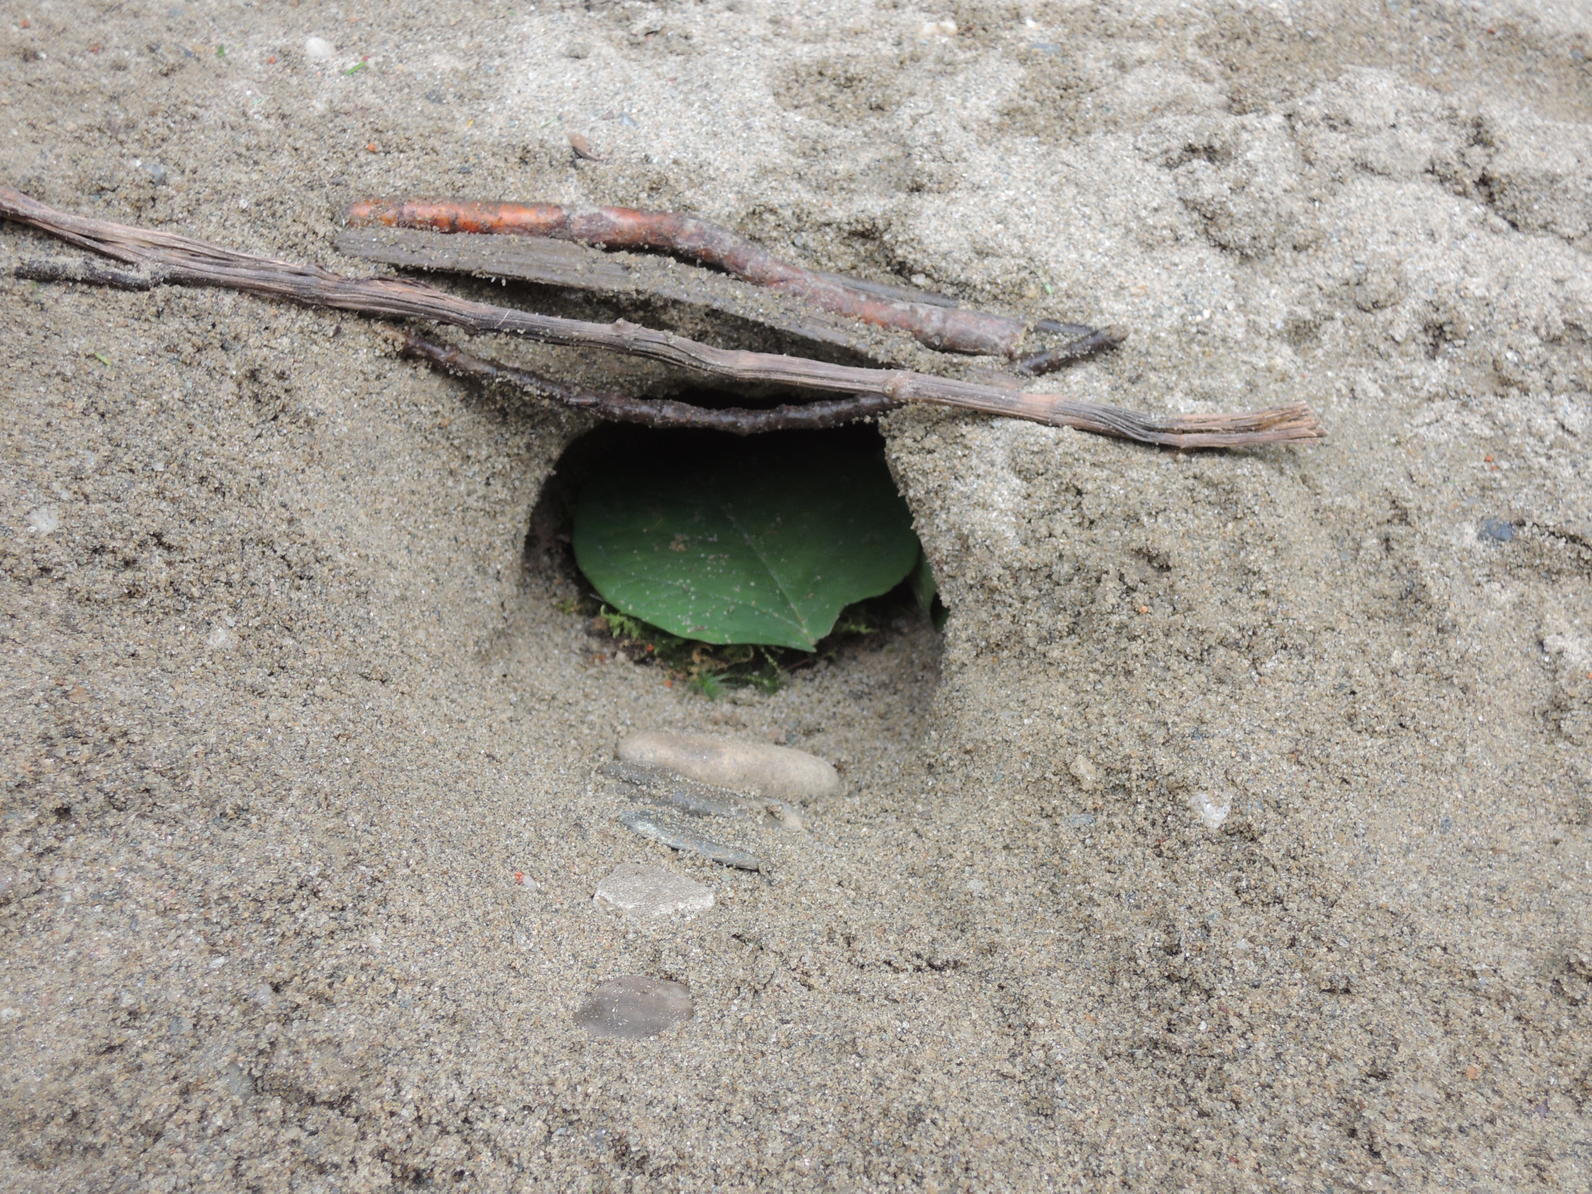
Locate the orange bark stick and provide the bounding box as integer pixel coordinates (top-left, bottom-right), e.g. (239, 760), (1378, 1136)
(345, 198), (1115, 367)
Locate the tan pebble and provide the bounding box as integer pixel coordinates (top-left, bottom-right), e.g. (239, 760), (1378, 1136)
(618, 730), (841, 801)
(1069, 754), (1099, 789)
(567, 131), (605, 161)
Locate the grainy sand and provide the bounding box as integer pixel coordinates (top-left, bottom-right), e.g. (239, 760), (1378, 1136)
(2, 2), (1588, 1190)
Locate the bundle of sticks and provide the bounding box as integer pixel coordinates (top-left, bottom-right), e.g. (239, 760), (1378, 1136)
(0, 187), (1325, 448)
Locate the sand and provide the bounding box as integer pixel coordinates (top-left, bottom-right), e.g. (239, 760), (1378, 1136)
(2, 1), (1588, 1189)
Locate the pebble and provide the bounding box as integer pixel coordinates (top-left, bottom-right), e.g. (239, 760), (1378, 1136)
(602, 761), (804, 829)
(618, 731), (840, 801)
(1190, 790), (1231, 830)
(594, 863), (714, 918)
(304, 36), (334, 60)
(1477, 518), (1515, 543)
(602, 761), (745, 818)
(618, 809), (764, 872)
(575, 975), (693, 1040)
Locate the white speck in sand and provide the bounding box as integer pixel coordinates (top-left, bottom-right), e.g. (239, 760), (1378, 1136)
(27, 506), (60, 534)
(1190, 791), (1231, 830)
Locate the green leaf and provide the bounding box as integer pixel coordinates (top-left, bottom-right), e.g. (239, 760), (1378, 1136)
(573, 433), (920, 651)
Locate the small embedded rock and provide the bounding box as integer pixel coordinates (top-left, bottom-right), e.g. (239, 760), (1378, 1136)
(1191, 790), (1231, 830)
(618, 731), (840, 801)
(1069, 754), (1099, 789)
(594, 863), (714, 918)
(618, 809), (763, 872)
(1477, 518), (1515, 543)
(576, 975), (693, 1040)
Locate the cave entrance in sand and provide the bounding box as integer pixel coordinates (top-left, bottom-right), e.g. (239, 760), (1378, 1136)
(528, 419), (944, 698)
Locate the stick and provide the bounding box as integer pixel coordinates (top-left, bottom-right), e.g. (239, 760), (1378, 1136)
(398, 331), (896, 434)
(345, 198), (1124, 373)
(338, 226), (1127, 377)
(0, 187), (1326, 448)
(335, 225), (905, 365)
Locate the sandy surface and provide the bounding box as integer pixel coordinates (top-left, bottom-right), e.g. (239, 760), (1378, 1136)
(2, 1), (1589, 1189)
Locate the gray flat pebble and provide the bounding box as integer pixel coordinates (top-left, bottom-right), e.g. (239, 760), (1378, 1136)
(602, 761), (807, 830)
(1478, 517), (1515, 542)
(618, 808), (765, 872)
(600, 760), (747, 817)
(575, 975), (693, 1040)
(594, 862), (715, 917)
(618, 730), (840, 801)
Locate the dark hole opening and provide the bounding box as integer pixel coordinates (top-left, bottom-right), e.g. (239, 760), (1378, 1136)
(530, 420), (944, 697)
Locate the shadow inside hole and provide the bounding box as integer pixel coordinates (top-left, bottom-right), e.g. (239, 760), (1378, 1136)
(529, 420), (944, 693)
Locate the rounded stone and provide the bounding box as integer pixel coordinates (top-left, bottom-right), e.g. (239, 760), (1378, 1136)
(575, 975), (693, 1040)
(618, 731), (840, 801)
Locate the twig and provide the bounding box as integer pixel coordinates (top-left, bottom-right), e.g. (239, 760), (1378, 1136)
(335, 225), (903, 364)
(339, 226), (1129, 376)
(345, 198), (1124, 373)
(1010, 325), (1126, 377)
(15, 257), (165, 289)
(0, 186), (1326, 448)
(398, 331), (896, 434)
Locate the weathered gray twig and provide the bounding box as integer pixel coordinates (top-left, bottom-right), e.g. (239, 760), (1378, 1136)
(0, 187), (1326, 448)
(336, 225), (906, 366)
(399, 331), (896, 434)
